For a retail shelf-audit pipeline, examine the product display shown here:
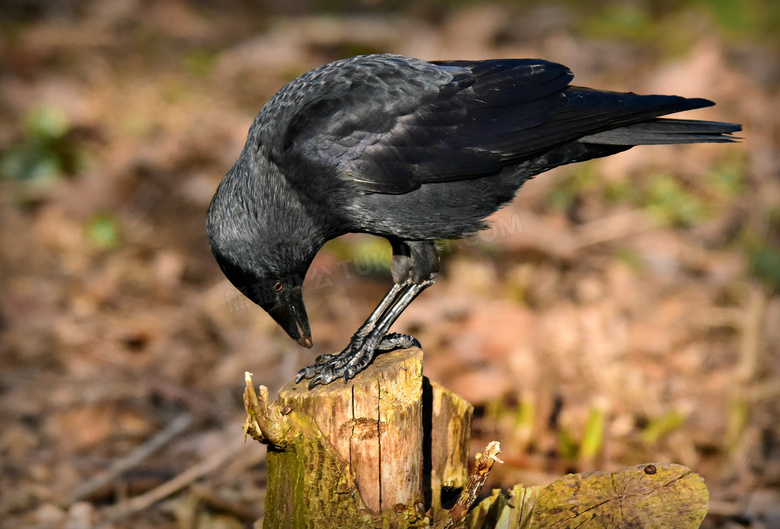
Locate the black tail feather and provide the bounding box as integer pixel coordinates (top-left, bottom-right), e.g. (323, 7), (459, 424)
(579, 118), (742, 145)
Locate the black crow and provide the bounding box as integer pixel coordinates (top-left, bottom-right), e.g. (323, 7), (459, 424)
(206, 54), (740, 388)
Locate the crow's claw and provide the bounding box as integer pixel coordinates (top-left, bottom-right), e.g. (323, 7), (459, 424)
(307, 374), (323, 389)
(377, 332), (420, 351)
(314, 353), (336, 363)
(294, 332), (421, 387)
(294, 364), (317, 384)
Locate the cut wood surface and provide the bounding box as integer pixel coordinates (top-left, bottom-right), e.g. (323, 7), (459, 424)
(279, 348), (426, 513)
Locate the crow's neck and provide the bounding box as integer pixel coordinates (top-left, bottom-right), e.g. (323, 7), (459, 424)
(211, 153), (331, 276)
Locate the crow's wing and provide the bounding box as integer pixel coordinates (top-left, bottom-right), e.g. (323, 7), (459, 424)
(269, 55), (573, 193)
(271, 55), (729, 194)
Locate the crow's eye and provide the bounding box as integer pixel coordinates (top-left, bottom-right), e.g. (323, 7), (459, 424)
(273, 281), (284, 292)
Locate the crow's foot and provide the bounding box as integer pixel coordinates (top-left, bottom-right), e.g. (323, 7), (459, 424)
(294, 332), (420, 389)
(376, 332), (420, 351)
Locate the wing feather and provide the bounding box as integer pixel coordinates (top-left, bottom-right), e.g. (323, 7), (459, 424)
(274, 55), (738, 194)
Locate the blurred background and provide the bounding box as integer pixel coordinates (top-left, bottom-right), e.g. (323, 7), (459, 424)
(0, 0), (777, 527)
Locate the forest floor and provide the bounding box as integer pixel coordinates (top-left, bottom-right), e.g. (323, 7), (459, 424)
(1, 1), (778, 527)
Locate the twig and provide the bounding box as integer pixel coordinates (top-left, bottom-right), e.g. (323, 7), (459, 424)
(69, 413), (194, 504)
(243, 371), (292, 448)
(95, 434), (247, 528)
(433, 441), (502, 529)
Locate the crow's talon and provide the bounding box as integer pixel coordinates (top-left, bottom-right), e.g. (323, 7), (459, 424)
(295, 366), (314, 383)
(378, 332), (420, 351)
(295, 332), (422, 387)
(315, 353), (336, 363)
(308, 375), (323, 389)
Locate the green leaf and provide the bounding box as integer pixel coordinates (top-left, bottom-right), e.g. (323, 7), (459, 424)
(579, 406), (606, 461)
(27, 104), (69, 140)
(642, 409), (687, 444)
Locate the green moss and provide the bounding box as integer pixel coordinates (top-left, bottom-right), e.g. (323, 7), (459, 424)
(264, 409), (428, 528)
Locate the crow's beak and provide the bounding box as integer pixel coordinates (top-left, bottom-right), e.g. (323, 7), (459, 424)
(267, 286), (313, 348)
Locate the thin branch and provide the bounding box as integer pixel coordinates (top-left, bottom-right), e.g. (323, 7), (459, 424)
(95, 435), (247, 528)
(69, 413), (194, 504)
(433, 441), (503, 529)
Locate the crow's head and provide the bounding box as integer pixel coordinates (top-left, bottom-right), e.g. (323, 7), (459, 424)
(212, 251), (312, 348)
(206, 158), (316, 349)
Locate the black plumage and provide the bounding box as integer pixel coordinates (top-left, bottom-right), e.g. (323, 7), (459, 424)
(206, 54), (740, 387)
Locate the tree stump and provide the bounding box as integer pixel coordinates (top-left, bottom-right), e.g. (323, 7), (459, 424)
(244, 347), (473, 528)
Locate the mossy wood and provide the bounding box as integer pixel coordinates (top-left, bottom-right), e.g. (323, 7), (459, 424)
(468, 463), (709, 529)
(244, 348), (473, 528)
(243, 347), (710, 528)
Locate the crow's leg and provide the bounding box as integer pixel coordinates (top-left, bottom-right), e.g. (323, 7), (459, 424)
(335, 278), (432, 383)
(297, 279), (431, 388)
(295, 240), (438, 388)
(294, 283), (405, 377)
